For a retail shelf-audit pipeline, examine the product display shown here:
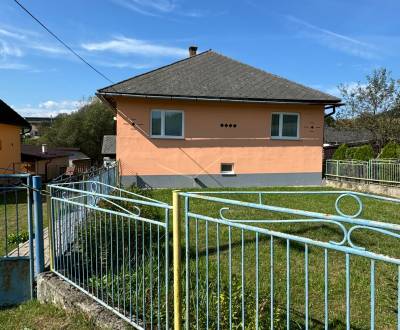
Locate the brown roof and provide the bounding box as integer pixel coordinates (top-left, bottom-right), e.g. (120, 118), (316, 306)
(21, 145), (71, 160)
(98, 50), (341, 105)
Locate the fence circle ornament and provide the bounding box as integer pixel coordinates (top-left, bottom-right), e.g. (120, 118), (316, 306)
(90, 182), (98, 194)
(335, 193), (363, 218)
(89, 194), (98, 207)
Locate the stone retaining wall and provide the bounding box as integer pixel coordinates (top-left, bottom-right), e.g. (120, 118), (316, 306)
(325, 179), (400, 198)
(37, 272), (131, 329)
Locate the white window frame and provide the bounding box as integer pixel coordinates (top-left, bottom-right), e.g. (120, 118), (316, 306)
(270, 112), (300, 140)
(220, 163), (235, 175)
(150, 109), (184, 139)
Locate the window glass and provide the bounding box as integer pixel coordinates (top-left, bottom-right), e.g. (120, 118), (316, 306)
(151, 111), (162, 136)
(271, 114), (280, 137)
(282, 114), (298, 137)
(221, 163), (234, 173)
(165, 111), (183, 136)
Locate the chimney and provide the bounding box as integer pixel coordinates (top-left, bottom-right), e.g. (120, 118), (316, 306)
(41, 144), (48, 154)
(189, 46), (198, 57)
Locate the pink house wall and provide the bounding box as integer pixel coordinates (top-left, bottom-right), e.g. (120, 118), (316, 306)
(115, 97), (324, 184)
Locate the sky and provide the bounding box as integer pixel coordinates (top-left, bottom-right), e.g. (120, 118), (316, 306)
(0, 0), (399, 117)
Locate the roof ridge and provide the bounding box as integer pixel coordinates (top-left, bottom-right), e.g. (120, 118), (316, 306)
(209, 50), (339, 100)
(98, 49), (213, 93)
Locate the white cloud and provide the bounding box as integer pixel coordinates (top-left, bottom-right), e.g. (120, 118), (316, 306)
(286, 15), (378, 60)
(0, 40), (23, 57)
(111, 0), (203, 17)
(16, 100), (87, 117)
(0, 62), (28, 70)
(112, 0), (176, 16)
(94, 60), (154, 69)
(82, 36), (187, 57)
(325, 82), (367, 98)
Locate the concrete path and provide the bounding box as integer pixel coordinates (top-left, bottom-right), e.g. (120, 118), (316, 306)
(9, 228), (50, 268)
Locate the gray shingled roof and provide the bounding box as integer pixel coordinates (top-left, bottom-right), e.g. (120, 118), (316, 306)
(98, 50), (340, 104)
(324, 127), (374, 144)
(102, 135), (116, 155)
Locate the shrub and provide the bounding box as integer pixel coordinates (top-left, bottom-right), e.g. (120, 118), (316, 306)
(379, 141), (400, 159)
(343, 144), (374, 161)
(350, 144), (375, 161)
(332, 144), (348, 160)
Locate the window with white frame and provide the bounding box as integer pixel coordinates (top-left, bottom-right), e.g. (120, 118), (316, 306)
(220, 163), (234, 175)
(271, 113), (299, 139)
(151, 110), (184, 138)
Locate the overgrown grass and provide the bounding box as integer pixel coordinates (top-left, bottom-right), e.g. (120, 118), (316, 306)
(0, 300), (96, 330)
(59, 186), (399, 329)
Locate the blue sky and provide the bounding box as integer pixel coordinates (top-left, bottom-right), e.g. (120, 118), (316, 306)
(1, 0), (399, 116)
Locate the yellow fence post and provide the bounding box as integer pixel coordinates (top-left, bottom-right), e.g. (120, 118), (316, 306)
(173, 190), (182, 330)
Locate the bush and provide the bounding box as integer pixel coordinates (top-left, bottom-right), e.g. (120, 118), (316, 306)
(332, 144), (348, 160)
(349, 145), (375, 161)
(379, 141), (400, 159)
(341, 144), (374, 161)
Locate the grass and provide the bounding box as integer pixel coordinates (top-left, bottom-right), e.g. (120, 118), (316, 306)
(0, 189), (48, 256)
(0, 300), (96, 330)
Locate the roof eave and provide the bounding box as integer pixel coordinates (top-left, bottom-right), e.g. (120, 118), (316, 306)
(96, 91), (341, 106)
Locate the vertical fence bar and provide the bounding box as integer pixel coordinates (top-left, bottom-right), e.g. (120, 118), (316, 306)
(286, 239), (290, 329)
(370, 260), (375, 330)
(305, 244), (309, 330)
(47, 186), (54, 271)
(27, 175), (34, 298)
(346, 254), (350, 330)
(33, 175), (44, 275)
(270, 236), (274, 330)
(255, 233), (259, 330)
(173, 190), (182, 330)
(324, 249), (329, 330)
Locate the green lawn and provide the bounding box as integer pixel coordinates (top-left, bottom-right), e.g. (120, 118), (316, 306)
(0, 300), (95, 330)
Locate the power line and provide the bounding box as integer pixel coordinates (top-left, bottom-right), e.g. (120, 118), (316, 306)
(13, 0), (114, 84)
(13, 1), (159, 139)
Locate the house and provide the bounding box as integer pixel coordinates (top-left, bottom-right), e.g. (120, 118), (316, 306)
(0, 99), (31, 173)
(25, 117), (53, 138)
(97, 47), (341, 188)
(101, 135), (116, 165)
(54, 147), (91, 172)
(21, 144), (70, 181)
(323, 126), (375, 160)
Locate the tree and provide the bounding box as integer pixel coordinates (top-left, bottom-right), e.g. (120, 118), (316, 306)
(37, 97), (115, 163)
(338, 68), (400, 147)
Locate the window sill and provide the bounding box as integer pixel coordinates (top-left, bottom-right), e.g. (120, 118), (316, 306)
(271, 137), (300, 141)
(150, 136), (185, 140)
(221, 172), (236, 176)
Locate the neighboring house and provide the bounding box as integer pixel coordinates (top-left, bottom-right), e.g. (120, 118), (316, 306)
(21, 145), (91, 181)
(55, 147), (91, 172)
(101, 135), (116, 163)
(323, 126), (375, 160)
(25, 117), (53, 138)
(21, 144), (70, 181)
(97, 47), (341, 188)
(0, 99), (31, 173)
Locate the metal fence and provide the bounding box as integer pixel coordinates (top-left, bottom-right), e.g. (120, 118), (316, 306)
(178, 190), (400, 329)
(0, 173), (35, 305)
(326, 159), (400, 185)
(51, 161), (119, 187)
(48, 185), (400, 329)
(48, 181), (171, 329)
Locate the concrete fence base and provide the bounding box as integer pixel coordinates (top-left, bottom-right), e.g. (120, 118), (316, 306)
(325, 179), (400, 198)
(37, 272), (131, 329)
